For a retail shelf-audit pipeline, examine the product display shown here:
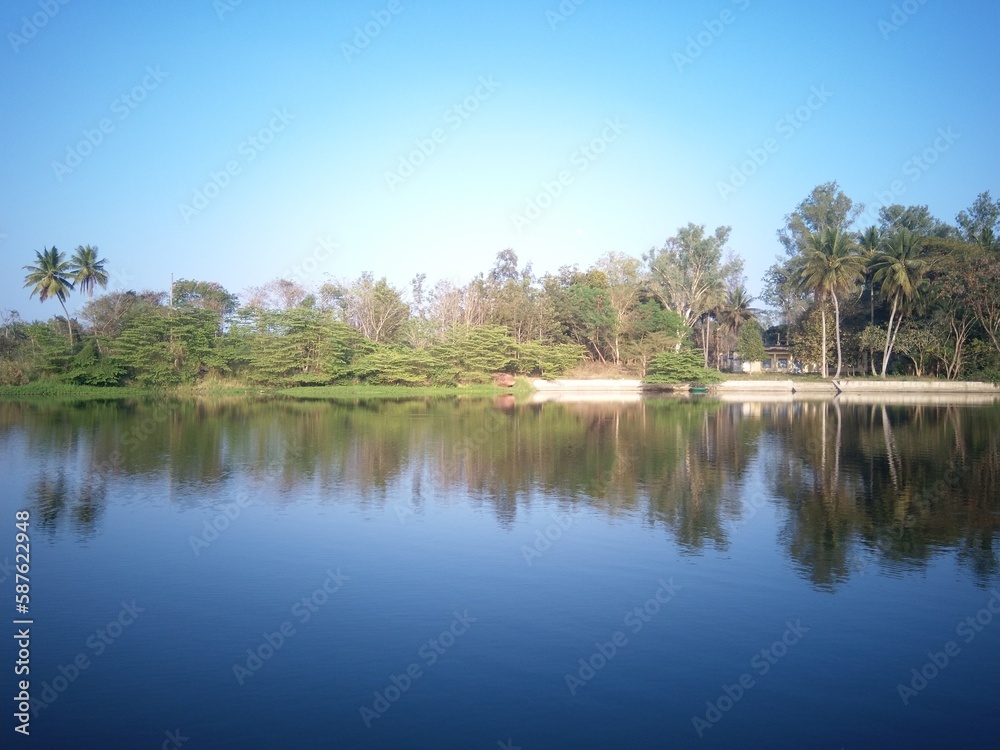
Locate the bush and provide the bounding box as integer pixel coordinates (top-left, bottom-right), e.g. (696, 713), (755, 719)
(643, 350), (724, 385)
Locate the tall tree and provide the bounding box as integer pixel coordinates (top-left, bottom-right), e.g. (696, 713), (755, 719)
(69, 245), (109, 300)
(956, 191), (1000, 251)
(877, 204), (954, 238)
(960, 250), (1000, 358)
(646, 223), (742, 335)
(330, 273), (410, 343)
(799, 228), (865, 378)
(871, 229), (928, 377)
(172, 279), (239, 333)
(23, 246), (75, 345)
(778, 181), (863, 258)
(715, 286), (758, 369)
(595, 252), (642, 365)
(857, 225), (881, 326)
(761, 260), (807, 334)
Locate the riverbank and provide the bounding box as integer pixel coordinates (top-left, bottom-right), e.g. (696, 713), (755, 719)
(3, 376), (998, 402)
(713, 378), (1000, 394)
(0, 379), (533, 401)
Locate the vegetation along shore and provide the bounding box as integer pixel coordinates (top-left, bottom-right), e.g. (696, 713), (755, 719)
(6, 183), (1000, 393)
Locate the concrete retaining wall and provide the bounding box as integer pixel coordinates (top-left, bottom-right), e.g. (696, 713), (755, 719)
(833, 379), (1000, 394)
(713, 380), (794, 392)
(531, 379), (644, 391)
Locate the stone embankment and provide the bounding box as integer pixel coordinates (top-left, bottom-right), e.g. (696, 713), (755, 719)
(532, 378), (1000, 398)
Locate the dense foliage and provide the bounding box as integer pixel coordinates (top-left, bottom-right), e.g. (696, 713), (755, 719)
(6, 187), (1000, 388)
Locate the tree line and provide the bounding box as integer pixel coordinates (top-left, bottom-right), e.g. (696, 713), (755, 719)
(4, 183), (999, 387)
(765, 184), (1000, 380)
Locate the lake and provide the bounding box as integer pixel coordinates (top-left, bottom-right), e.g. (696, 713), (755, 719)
(2, 394), (998, 749)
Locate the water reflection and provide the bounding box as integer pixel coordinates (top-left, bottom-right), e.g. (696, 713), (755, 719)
(4, 395), (998, 589)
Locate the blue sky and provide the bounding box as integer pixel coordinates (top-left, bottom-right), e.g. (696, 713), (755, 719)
(2, 0), (998, 319)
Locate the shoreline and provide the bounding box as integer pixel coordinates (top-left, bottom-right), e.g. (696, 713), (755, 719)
(715, 378), (1000, 394)
(2, 377), (998, 403)
(533, 377), (1000, 394)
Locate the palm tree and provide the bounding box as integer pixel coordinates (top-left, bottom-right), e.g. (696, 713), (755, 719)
(871, 229), (928, 378)
(799, 228), (866, 378)
(857, 225), (881, 326)
(23, 246), (75, 345)
(69, 245), (109, 299)
(716, 286), (759, 368)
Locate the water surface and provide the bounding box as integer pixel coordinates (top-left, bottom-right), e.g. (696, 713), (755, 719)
(2, 395), (998, 749)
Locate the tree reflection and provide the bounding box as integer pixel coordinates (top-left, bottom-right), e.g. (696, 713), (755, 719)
(5, 395), (998, 586)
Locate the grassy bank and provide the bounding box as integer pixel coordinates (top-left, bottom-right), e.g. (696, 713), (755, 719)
(0, 378), (535, 401)
(279, 378), (533, 400)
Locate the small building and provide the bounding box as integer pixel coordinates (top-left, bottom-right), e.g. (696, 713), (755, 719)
(761, 345), (794, 373)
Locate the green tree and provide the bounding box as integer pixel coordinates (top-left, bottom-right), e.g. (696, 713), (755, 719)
(624, 299), (687, 374)
(432, 325), (517, 378)
(329, 273), (410, 343)
(646, 223), (742, 332)
(736, 320), (767, 363)
(171, 279), (239, 332)
(69, 245), (109, 299)
(239, 307), (362, 385)
(778, 181), (863, 258)
(761, 260), (808, 334)
(956, 191), (1000, 251)
(595, 252), (642, 365)
(893, 325), (939, 377)
(112, 307), (220, 386)
(960, 250), (1000, 358)
(877, 204), (954, 238)
(23, 246), (75, 345)
(857, 225), (881, 326)
(871, 229), (928, 377)
(799, 228), (865, 378)
(715, 286), (758, 368)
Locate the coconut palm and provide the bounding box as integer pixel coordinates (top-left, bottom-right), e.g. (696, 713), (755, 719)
(69, 245), (109, 299)
(716, 286), (760, 368)
(857, 225), (881, 326)
(717, 286), (758, 336)
(871, 229), (928, 378)
(23, 246), (75, 344)
(799, 228), (866, 378)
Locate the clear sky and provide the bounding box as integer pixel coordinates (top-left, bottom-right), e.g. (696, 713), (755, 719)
(2, 0), (998, 319)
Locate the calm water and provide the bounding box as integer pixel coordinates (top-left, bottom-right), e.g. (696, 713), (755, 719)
(1, 395), (998, 749)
